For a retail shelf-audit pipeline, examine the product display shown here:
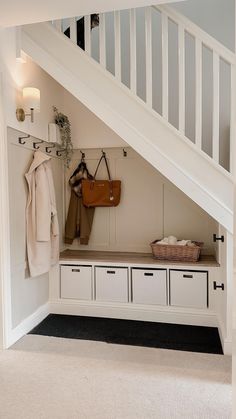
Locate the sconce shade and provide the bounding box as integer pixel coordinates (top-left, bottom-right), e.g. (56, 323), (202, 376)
(23, 87), (40, 113)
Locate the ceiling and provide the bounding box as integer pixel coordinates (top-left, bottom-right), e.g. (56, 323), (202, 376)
(0, 0), (185, 27)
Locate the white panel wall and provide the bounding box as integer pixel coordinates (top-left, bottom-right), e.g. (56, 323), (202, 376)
(8, 128), (64, 328)
(64, 148), (218, 254)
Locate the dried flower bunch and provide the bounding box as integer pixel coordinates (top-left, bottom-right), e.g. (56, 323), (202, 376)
(53, 106), (73, 167)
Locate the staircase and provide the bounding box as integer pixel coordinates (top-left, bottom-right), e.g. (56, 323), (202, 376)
(21, 5), (235, 232)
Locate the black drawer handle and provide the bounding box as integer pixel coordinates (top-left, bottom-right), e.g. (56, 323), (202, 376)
(183, 274), (193, 278)
(144, 273), (154, 276)
(107, 270), (116, 274)
(72, 269), (80, 273)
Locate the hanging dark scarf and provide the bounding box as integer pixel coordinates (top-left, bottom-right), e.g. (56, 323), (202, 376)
(69, 161), (93, 196)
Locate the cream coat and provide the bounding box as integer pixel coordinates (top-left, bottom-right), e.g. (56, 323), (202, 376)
(25, 151), (59, 277)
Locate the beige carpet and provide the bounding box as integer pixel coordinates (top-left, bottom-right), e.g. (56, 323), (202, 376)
(0, 335), (231, 419)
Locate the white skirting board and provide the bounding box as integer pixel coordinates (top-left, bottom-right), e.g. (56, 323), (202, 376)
(217, 316), (232, 356)
(6, 303), (50, 348)
(50, 299), (217, 326)
(49, 300), (232, 354)
(5, 300), (232, 355)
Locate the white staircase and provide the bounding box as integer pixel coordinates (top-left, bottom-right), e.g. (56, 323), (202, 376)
(21, 5), (235, 232)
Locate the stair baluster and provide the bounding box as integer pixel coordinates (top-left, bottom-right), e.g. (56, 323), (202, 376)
(53, 4), (235, 175)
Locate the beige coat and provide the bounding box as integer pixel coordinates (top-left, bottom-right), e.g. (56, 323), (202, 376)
(25, 151), (59, 277)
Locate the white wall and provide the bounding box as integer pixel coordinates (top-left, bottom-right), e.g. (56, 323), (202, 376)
(64, 148), (218, 255)
(8, 127), (64, 328)
(0, 27), (66, 330)
(0, 27), (69, 142)
(6, 58), (66, 142)
(61, 88), (127, 149)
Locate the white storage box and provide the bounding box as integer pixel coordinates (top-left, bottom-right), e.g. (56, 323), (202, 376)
(95, 266), (128, 303)
(169, 270), (208, 309)
(60, 265), (92, 300)
(132, 268), (167, 305)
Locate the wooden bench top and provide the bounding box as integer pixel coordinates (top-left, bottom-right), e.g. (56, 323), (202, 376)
(60, 249), (220, 267)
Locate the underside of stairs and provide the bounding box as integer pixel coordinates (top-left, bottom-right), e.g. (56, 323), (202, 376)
(21, 9), (234, 232)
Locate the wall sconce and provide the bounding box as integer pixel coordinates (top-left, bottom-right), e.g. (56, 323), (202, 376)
(16, 87), (40, 123)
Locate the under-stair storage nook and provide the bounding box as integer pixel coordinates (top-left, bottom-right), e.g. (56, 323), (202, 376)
(7, 127), (229, 353)
(3, 1), (234, 358)
(56, 249), (221, 333)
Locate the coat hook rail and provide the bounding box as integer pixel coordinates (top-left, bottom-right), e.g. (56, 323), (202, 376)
(33, 139), (44, 149)
(18, 134), (30, 145)
(45, 144), (56, 154)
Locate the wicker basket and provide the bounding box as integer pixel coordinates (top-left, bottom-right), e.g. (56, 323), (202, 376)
(150, 240), (203, 262)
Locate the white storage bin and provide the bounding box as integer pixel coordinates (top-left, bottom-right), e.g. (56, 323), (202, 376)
(132, 268), (167, 305)
(95, 266), (128, 303)
(169, 270), (208, 309)
(61, 265), (92, 300)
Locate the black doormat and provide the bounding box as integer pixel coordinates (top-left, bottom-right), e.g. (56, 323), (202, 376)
(29, 314), (223, 354)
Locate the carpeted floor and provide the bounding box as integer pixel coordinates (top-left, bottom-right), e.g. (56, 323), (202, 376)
(30, 314), (223, 354)
(0, 335), (232, 419)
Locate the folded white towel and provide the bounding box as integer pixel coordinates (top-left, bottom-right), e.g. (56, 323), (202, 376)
(176, 240), (191, 246)
(156, 236), (194, 246)
(157, 236), (178, 245)
(168, 236), (177, 245)
(156, 238), (169, 245)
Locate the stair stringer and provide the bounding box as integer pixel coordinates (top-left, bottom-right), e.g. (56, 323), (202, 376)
(22, 23), (234, 233)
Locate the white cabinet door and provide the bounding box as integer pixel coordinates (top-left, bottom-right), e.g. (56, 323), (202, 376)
(132, 268), (167, 305)
(170, 270), (208, 309)
(95, 267), (128, 303)
(61, 265), (92, 300)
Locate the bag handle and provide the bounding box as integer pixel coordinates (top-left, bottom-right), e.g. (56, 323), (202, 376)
(94, 153), (112, 181)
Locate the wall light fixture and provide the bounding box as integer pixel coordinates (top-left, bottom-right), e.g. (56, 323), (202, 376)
(16, 87), (40, 123)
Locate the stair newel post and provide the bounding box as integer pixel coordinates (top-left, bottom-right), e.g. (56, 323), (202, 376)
(162, 12), (169, 120)
(69, 17), (77, 44)
(84, 15), (91, 55)
(99, 13), (106, 68)
(212, 51), (220, 164)
(145, 7), (153, 108)
(195, 38), (203, 150)
(114, 11), (121, 81)
(130, 8), (137, 94)
(178, 24), (185, 135)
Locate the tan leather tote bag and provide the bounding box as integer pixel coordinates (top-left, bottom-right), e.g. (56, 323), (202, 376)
(82, 153), (121, 207)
